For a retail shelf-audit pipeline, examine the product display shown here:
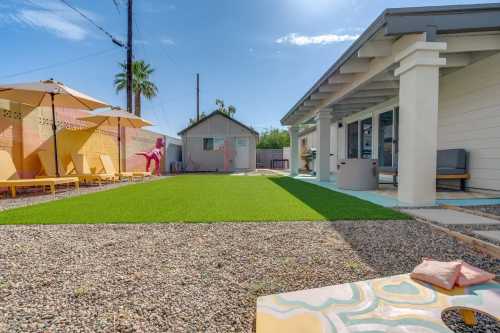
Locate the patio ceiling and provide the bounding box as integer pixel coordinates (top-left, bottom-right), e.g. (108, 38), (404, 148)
(282, 4), (500, 126)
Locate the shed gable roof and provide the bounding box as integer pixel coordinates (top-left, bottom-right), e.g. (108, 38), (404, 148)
(178, 111), (259, 136)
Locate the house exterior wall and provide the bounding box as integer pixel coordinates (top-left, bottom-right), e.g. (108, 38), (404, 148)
(321, 52), (500, 192)
(181, 113), (256, 172)
(438, 52), (500, 191)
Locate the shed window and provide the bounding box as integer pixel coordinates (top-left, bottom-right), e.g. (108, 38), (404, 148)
(203, 138), (214, 151)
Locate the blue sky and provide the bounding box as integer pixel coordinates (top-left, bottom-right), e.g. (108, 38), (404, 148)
(0, 0), (497, 137)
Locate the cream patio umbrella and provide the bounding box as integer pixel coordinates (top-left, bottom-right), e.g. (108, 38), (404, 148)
(0, 79), (109, 176)
(78, 107), (153, 174)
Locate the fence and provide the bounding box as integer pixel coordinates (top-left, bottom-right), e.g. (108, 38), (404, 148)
(256, 148), (289, 169)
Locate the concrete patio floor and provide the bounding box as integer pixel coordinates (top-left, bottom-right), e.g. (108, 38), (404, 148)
(293, 173), (500, 208)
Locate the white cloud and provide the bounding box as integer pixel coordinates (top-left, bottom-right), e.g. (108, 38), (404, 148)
(276, 33), (359, 46)
(3, 0), (96, 41)
(160, 38), (175, 45)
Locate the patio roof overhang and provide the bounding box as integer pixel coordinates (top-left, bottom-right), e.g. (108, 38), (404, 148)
(281, 3), (500, 126)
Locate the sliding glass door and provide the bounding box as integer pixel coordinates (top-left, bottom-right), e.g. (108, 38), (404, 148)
(347, 121), (359, 158)
(378, 109), (398, 168)
(347, 118), (373, 159)
(360, 118), (372, 159)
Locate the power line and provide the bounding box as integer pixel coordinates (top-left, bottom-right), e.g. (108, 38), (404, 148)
(0, 48), (119, 80)
(57, 0), (126, 48)
(112, 0), (121, 14)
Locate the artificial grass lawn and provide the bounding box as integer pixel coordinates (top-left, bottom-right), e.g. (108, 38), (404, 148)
(0, 175), (407, 224)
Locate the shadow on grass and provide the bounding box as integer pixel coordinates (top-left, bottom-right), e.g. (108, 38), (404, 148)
(267, 177), (408, 221)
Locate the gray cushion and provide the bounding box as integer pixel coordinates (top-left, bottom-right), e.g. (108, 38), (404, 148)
(437, 149), (467, 170)
(437, 167), (467, 175)
(379, 166), (398, 174)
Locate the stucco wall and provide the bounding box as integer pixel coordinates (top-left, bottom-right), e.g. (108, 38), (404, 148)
(181, 113), (256, 171)
(438, 52), (500, 191)
(0, 99), (166, 179)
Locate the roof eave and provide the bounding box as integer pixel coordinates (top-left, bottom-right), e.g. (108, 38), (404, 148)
(280, 10), (388, 126)
(281, 3), (500, 126)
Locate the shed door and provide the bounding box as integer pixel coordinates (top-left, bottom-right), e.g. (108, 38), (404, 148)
(234, 137), (249, 169)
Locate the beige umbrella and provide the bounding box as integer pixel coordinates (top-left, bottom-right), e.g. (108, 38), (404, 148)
(0, 79), (109, 176)
(78, 107), (153, 174)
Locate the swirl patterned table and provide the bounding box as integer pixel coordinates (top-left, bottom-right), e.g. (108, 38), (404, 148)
(256, 274), (499, 333)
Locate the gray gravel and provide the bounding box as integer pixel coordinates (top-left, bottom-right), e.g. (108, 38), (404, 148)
(442, 309), (499, 333)
(0, 220), (498, 332)
(0, 176), (167, 212)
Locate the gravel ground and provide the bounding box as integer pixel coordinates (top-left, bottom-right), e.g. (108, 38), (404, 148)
(0, 176), (167, 212)
(0, 220), (498, 332)
(442, 309), (500, 333)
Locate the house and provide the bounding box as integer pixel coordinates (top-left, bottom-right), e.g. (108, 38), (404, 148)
(178, 111), (258, 172)
(282, 4), (500, 206)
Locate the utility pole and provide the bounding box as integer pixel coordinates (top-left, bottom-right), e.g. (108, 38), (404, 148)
(196, 73), (200, 121)
(126, 0), (133, 114)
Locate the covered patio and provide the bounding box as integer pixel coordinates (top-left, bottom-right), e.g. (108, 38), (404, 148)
(295, 173), (500, 208)
(283, 4), (500, 207)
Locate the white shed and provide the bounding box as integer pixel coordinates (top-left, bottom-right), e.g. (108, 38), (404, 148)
(178, 111), (258, 172)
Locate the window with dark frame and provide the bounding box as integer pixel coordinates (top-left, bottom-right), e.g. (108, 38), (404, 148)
(347, 121), (359, 159)
(203, 138), (214, 151)
(360, 117), (373, 159)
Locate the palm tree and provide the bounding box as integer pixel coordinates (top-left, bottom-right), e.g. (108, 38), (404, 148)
(114, 60), (158, 117)
(214, 99), (236, 118)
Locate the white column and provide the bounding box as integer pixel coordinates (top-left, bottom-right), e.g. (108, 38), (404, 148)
(317, 109), (332, 182)
(289, 125), (299, 176)
(394, 41), (447, 206)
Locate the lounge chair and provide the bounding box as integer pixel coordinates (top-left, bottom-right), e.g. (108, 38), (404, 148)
(0, 150), (78, 198)
(256, 273), (499, 333)
(70, 153), (117, 185)
(37, 150), (71, 178)
(99, 154), (147, 181)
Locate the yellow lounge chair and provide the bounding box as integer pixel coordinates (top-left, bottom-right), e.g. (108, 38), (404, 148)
(0, 150), (78, 198)
(70, 153), (117, 186)
(37, 150), (70, 178)
(100, 154), (151, 181)
(99, 154), (138, 181)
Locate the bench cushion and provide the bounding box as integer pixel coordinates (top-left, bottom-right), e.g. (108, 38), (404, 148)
(436, 167), (467, 175)
(379, 166), (398, 174)
(437, 149), (467, 170)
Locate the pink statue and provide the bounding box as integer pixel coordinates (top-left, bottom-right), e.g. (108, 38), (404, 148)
(136, 137), (165, 176)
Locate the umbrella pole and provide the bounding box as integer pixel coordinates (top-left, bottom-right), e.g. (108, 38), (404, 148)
(118, 118), (121, 174)
(50, 93), (60, 177)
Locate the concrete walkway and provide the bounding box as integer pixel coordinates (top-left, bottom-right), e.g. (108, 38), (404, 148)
(401, 208), (500, 225)
(402, 208), (500, 245)
(473, 230), (500, 243)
